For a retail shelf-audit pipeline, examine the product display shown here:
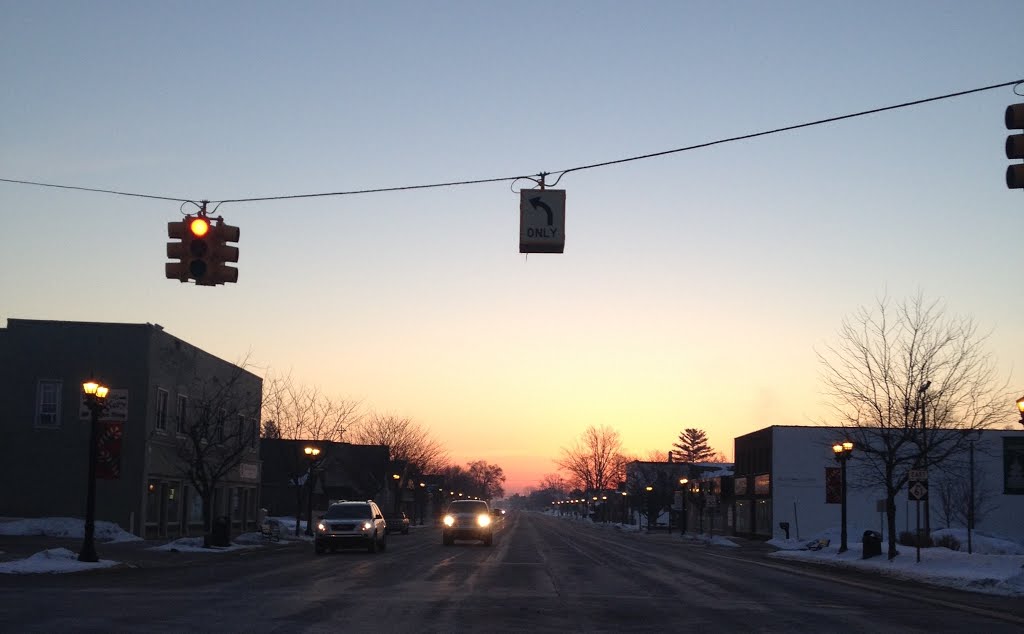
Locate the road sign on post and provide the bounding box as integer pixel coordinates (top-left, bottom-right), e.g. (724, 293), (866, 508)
(519, 189), (565, 253)
(908, 469), (928, 501)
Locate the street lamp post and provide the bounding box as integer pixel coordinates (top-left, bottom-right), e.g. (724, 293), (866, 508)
(79, 379), (109, 563)
(919, 381), (932, 534)
(832, 440), (854, 554)
(962, 430), (983, 555)
(303, 446), (320, 536)
(678, 478), (689, 534)
(644, 485), (653, 532)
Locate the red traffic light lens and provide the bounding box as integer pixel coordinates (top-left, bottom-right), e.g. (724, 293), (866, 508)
(189, 217), (210, 237)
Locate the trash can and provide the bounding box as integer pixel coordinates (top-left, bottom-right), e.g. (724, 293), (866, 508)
(862, 530), (883, 559)
(212, 515), (231, 547)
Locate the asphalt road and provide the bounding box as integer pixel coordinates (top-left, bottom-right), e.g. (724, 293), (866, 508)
(2, 512), (1022, 633)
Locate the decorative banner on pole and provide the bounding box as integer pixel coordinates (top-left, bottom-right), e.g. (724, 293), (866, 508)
(520, 189), (566, 253)
(96, 421), (123, 480)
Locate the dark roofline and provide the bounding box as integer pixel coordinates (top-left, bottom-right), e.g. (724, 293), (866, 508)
(4, 318), (253, 377)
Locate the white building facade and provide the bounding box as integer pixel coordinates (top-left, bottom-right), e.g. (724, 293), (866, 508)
(733, 425), (1024, 544)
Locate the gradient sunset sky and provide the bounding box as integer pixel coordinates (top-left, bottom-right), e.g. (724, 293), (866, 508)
(2, 2), (1023, 494)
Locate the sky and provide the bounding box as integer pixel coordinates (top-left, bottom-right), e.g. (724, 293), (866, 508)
(2, 1), (1023, 494)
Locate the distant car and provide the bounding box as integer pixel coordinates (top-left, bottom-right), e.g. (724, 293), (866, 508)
(385, 511), (410, 535)
(314, 500), (387, 554)
(442, 499), (493, 546)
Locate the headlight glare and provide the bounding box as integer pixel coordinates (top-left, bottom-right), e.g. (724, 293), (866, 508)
(362, 521), (372, 531)
(443, 515), (455, 527)
(317, 522), (326, 532)
(477, 514), (491, 527)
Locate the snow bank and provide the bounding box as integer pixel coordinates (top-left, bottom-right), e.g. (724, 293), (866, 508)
(0, 517), (141, 543)
(0, 548), (119, 574)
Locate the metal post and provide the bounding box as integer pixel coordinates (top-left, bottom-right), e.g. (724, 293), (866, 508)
(839, 455), (848, 553)
(915, 499), (921, 563)
(79, 406), (100, 562)
(919, 381), (931, 534)
(968, 439), (975, 555)
(304, 465), (314, 536)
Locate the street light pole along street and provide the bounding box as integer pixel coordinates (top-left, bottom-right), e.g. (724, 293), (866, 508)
(79, 379), (109, 563)
(832, 440), (854, 554)
(303, 446), (321, 536)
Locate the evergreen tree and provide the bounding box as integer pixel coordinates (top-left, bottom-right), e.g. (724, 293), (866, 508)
(673, 428), (715, 463)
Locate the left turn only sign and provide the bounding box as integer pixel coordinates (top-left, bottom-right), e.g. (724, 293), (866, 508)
(520, 189), (565, 253)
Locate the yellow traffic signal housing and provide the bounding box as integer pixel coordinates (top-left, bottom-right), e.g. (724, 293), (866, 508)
(187, 216), (215, 285)
(165, 214), (239, 285)
(165, 220), (191, 282)
(208, 221), (240, 285)
(1007, 103), (1024, 189)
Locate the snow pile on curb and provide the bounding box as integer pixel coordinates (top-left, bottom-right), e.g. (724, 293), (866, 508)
(0, 517), (141, 543)
(0, 548), (119, 574)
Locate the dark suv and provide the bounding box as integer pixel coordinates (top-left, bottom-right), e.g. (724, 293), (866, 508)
(314, 500), (387, 554)
(442, 499), (493, 546)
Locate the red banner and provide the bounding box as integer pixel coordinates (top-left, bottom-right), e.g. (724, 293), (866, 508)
(825, 467), (841, 504)
(96, 421), (123, 480)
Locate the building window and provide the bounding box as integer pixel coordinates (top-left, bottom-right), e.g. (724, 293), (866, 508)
(217, 409), (226, 442)
(35, 380), (62, 428)
(237, 414), (246, 443)
(155, 388), (169, 431)
(166, 483), (180, 527)
(249, 417), (259, 447)
(176, 394), (188, 434)
(754, 474), (771, 496)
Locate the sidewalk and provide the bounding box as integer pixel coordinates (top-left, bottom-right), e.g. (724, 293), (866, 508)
(0, 533), (303, 571)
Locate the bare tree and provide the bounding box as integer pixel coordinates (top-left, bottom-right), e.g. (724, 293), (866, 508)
(672, 428), (716, 463)
(818, 294), (1007, 559)
(347, 412), (449, 474)
(935, 458), (997, 530)
(261, 371), (361, 442)
(171, 361), (261, 546)
(467, 460), (506, 500)
(555, 425), (624, 493)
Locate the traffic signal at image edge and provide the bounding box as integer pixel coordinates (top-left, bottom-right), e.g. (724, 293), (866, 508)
(1007, 103), (1024, 189)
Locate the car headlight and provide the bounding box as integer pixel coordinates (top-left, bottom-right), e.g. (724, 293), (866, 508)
(443, 515), (455, 527)
(362, 521), (373, 531)
(317, 522), (326, 532)
(477, 514), (491, 527)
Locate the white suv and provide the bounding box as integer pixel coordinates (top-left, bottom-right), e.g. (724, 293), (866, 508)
(315, 500), (387, 554)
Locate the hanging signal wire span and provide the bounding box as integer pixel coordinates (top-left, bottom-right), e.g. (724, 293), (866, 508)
(1, 79), (1021, 205)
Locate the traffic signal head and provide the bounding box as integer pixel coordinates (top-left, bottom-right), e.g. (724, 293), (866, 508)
(165, 214), (239, 285)
(165, 220), (191, 282)
(1006, 103), (1024, 189)
(187, 216), (213, 282)
(208, 221), (240, 284)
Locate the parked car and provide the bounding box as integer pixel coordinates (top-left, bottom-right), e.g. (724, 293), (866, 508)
(442, 499), (493, 546)
(314, 500), (387, 554)
(385, 510), (410, 535)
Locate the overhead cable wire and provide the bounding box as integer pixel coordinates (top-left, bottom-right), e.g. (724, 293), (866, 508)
(1, 79), (1020, 205)
(0, 177), (195, 203)
(545, 79), (1024, 187)
(214, 174), (531, 204)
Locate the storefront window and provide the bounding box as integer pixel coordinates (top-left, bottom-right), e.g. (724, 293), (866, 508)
(735, 499), (751, 533)
(189, 487), (204, 523)
(166, 484), (180, 525)
(754, 474), (771, 495)
(755, 499), (771, 536)
(734, 477), (748, 496)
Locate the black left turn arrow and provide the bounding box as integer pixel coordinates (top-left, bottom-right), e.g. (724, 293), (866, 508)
(529, 196), (554, 226)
